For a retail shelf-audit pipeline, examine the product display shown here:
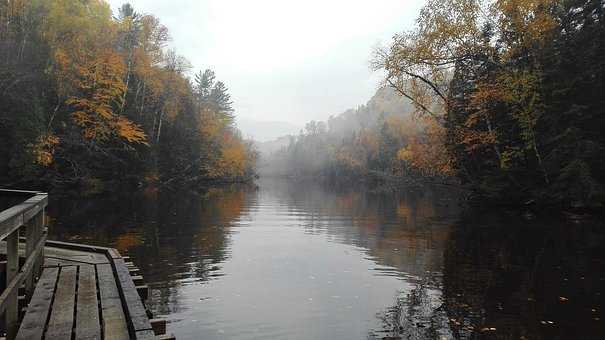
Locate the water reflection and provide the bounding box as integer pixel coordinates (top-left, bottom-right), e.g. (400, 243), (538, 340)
(49, 185), (253, 317)
(47, 179), (604, 339)
(441, 212), (605, 339)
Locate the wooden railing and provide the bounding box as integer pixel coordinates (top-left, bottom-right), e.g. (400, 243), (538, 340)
(0, 190), (48, 340)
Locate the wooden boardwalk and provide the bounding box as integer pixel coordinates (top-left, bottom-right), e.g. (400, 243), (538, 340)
(20, 241), (171, 339)
(1, 190), (173, 340)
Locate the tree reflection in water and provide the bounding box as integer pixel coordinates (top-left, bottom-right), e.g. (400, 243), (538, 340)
(47, 184), (256, 317)
(372, 210), (605, 339)
(370, 275), (453, 340)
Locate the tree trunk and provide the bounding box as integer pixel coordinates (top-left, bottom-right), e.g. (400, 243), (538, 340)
(485, 116), (504, 167)
(156, 111), (163, 144)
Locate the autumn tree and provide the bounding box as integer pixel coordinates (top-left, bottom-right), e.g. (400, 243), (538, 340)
(377, 0), (605, 206)
(0, 0), (256, 189)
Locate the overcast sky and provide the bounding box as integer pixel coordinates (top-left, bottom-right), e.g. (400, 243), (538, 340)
(107, 0), (424, 133)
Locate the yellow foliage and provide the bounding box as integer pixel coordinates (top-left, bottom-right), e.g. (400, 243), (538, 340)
(160, 69), (190, 121)
(495, 0), (557, 51)
(199, 109), (223, 140)
(32, 134), (60, 167)
(395, 121), (454, 177)
(65, 50), (147, 144)
(39, 0), (147, 146)
(116, 117), (148, 144)
(207, 132), (248, 178)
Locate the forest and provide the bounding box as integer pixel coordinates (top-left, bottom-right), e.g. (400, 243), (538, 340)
(264, 0), (605, 209)
(260, 87), (448, 181)
(0, 0), (257, 192)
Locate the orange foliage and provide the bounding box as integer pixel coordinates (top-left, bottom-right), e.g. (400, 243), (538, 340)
(396, 120), (454, 177)
(43, 0), (147, 146)
(65, 51), (147, 144)
(207, 131), (249, 178)
(32, 134), (60, 166)
(115, 233), (143, 252)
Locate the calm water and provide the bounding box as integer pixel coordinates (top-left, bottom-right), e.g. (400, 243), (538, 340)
(47, 179), (604, 339)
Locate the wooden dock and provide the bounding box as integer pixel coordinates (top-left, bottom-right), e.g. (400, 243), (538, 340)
(0, 189), (173, 340)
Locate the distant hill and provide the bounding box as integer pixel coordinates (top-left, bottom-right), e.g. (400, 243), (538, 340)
(256, 135), (293, 156)
(256, 86), (420, 178)
(327, 86), (414, 137)
(236, 118), (300, 142)
(258, 86), (414, 155)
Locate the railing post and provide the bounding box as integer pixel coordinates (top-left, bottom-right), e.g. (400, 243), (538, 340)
(38, 208), (46, 279)
(6, 228), (19, 340)
(25, 211), (41, 298)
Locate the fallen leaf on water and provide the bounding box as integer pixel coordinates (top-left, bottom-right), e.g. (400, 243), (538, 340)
(559, 296), (569, 302)
(481, 327), (496, 332)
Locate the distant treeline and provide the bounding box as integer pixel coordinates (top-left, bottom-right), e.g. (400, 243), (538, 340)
(261, 87), (448, 182)
(0, 1), (257, 192)
(267, 0), (605, 208)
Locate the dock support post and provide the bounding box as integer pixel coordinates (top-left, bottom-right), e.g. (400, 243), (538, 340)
(6, 229), (19, 340)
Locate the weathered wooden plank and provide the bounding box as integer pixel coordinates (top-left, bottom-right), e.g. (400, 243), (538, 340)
(22, 195), (47, 222)
(45, 239), (109, 250)
(76, 264), (101, 340)
(135, 329), (157, 339)
(0, 240), (108, 265)
(25, 211), (43, 297)
(44, 257), (85, 268)
(44, 247), (109, 264)
(16, 267), (59, 340)
(131, 275), (144, 285)
(46, 265), (78, 340)
(150, 319), (166, 335)
(113, 258), (153, 333)
(0, 189), (41, 194)
(97, 263), (130, 340)
(35, 210), (45, 279)
(0, 205), (23, 242)
(107, 248), (122, 259)
(158, 334), (176, 340)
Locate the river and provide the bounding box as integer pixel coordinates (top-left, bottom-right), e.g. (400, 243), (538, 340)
(47, 178), (604, 339)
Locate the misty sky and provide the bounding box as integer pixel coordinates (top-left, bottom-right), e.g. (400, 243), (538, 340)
(107, 0), (424, 135)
